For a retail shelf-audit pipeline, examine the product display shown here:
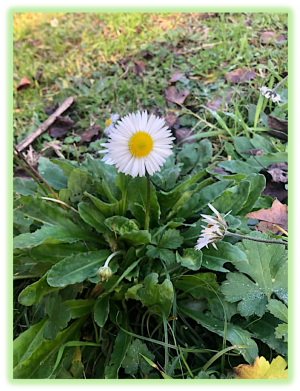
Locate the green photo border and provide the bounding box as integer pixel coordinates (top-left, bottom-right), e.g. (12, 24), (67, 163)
(8, 6), (293, 385)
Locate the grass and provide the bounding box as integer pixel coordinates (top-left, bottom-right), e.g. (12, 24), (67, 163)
(13, 12), (288, 159)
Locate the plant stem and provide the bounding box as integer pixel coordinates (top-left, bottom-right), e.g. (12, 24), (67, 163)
(273, 75), (288, 91)
(144, 175), (151, 231)
(226, 231), (288, 246)
(104, 250), (125, 268)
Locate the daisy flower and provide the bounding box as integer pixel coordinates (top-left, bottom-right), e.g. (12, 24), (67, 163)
(50, 18), (59, 27)
(104, 114), (119, 136)
(100, 111), (175, 177)
(259, 86), (280, 103)
(195, 204), (230, 251)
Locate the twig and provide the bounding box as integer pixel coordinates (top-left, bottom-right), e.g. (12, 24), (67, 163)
(16, 96), (74, 152)
(40, 197), (79, 214)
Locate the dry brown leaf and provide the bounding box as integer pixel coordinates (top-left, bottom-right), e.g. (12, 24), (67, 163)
(79, 125), (102, 144)
(17, 76), (31, 91)
(207, 91), (234, 111)
(133, 60), (145, 75)
(174, 128), (196, 144)
(240, 148), (264, 156)
(262, 181), (287, 202)
(244, 19), (253, 27)
(267, 163), (288, 183)
(261, 31), (286, 44)
(267, 115), (288, 141)
(44, 103), (59, 116)
(165, 112), (178, 127)
(169, 72), (185, 83)
(246, 199), (287, 235)
(234, 356), (288, 379)
(225, 69), (256, 83)
(165, 86), (190, 105)
(49, 116), (74, 138)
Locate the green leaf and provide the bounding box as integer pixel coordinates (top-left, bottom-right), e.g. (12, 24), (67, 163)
(246, 152), (288, 168)
(94, 295), (110, 327)
(146, 245), (175, 266)
(64, 299), (95, 319)
(239, 174), (266, 215)
(137, 273), (173, 316)
(250, 134), (275, 154)
(104, 329), (131, 379)
(84, 191), (120, 217)
(78, 202), (106, 233)
(178, 304), (258, 364)
(248, 313), (287, 355)
(175, 273), (219, 300)
(212, 180), (251, 215)
(267, 299), (288, 323)
(43, 294), (71, 340)
(18, 273), (61, 306)
(47, 250), (111, 287)
(104, 216), (140, 235)
(176, 248), (202, 271)
(177, 143), (199, 174)
(218, 160), (260, 175)
(202, 242), (248, 272)
(121, 339), (155, 375)
(68, 169), (90, 203)
(30, 241), (88, 264)
(14, 178), (37, 196)
(13, 226), (96, 250)
(232, 137), (253, 158)
(38, 157), (68, 190)
(121, 230), (151, 245)
(220, 234), (288, 316)
(13, 195), (77, 229)
(13, 318), (48, 367)
(128, 176), (160, 228)
(267, 299), (288, 342)
(125, 284), (143, 300)
(159, 229), (183, 249)
(151, 157), (182, 191)
(13, 317), (86, 379)
(50, 158), (78, 176)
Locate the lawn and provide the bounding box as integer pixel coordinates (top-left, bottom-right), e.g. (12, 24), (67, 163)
(13, 12), (288, 380)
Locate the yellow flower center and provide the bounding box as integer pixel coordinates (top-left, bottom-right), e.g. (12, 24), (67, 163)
(105, 118), (112, 127)
(129, 131), (153, 158)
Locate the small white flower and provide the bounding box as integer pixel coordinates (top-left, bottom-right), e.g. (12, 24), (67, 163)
(195, 204), (230, 251)
(50, 18), (59, 28)
(100, 110), (175, 177)
(104, 114), (119, 136)
(259, 86), (281, 103)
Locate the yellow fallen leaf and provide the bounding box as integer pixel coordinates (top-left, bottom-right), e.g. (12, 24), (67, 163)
(234, 356), (288, 379)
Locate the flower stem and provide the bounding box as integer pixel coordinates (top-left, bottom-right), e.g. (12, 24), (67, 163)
(104, 250), (125, 267)
(144, 175), (151, 231)
(226, 231), (288, 246)
(273, 75), (288, 91)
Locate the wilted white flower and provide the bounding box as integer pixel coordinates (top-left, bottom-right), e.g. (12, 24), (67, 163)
(97, 266), (112, 282)
(104, 114), (119, 135)
(195, 204), (230, 251)
(50, 18), (59, 27)
(259, 86), (281, 103)
(100, 110), (175, 177)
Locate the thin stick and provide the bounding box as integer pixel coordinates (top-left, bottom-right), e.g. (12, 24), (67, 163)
(40, 197), (79, 214)
(13, 145), (62, 204)
(226, 231), (288, 246)
(16, 96), (74, 152)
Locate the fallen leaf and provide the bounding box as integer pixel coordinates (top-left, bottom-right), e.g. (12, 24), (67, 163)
(246, 199), (288, 235)
(234, 356), (288, 379)
(140, 50), (154, 60)
(261, 32), (286, 44)
(79, 125), (102, 145)
(267, 115), (288, 141)
(49, 116), (74, 138)
(165, 112), (178, 127)
(17, 76), (31, 91)
(240, 148), (264, 156)
(169, 72), (185, 83)
(174, 128), (196, 144)
(133, 60), (145, 75)
(44, 103), (59, 116)
(13, 73), (19, 79)
(244, 19), (253, 27)
(165, 87), (190, 105)
(228, 17), (237, 24)
(262, 180), (287, 202)
(210, 166), (229, 175)
(207, 91), (234, 111)
(266, 163), (288, 183)
(225, 69), (256, 83)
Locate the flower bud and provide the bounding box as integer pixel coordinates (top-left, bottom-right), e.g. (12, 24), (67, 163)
(97, 266), (112, 282)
